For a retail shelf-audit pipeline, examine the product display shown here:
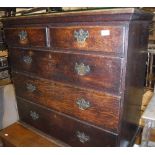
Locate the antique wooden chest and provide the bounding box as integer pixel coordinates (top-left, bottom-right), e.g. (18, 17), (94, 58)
(2, 8), (153, 146)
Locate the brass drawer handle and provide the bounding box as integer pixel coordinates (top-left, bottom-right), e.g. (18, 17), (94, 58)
(30, 111), (39, 120)
(76, 98), (90, 110)
(26, 83), (36, 92)
(23, 56), (32, 64)
(18, 30), (27, 41)
(75, 63), (90, 76)
(76, 131), (90, 143)
(74, 29), (89, 43)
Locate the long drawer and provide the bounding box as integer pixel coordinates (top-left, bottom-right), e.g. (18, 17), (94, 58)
(10, 48), (123, 94)
(13, 72), (120, 132)
(4, 27), (46, 47)
(50, 26), (124, 55)
(17, 97), (118, 147)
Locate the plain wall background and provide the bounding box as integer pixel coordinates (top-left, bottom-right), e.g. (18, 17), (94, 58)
(0, 84), (19, 130)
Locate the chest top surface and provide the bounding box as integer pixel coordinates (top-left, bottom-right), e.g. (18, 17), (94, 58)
(1, 8), (153, 27)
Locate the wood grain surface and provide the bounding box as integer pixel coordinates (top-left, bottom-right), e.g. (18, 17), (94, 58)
(0, 122), (59, 147)
(50, 26), (124, 54)
(10, 48), (123, 95)
(17, 97), (118, 147)
(4, 27), (46, 47)
(13, 72), (120, 132)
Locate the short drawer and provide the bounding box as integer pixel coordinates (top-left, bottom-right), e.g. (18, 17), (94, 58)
(17, 97), (118, 147)
(13, 72), (120, 132)
(10, 48), (123, 94)
(4, 27), (46, 47)
(50, 26), (124, 55)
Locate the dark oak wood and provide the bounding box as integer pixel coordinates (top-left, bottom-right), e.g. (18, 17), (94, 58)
(12, 72), (120, 132)
(4, 27), (46, 47)
(17, 97), (118, 147)
(2, 8), (153, 147)
(119, 21), (150, 146)
(0, 122), (59, 147)
(50, 26), (124, 54)
(10, 48), (123, 95)
(2, 8), (153, 27)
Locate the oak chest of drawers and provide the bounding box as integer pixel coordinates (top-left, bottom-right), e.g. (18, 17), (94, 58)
(2, 8), (153, 146)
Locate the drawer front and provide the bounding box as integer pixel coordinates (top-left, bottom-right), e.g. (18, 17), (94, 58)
(50, 26), (124, 54)
(13, 72), (120, 132)
(13, 72), (46, 106)
(17, 97), (118, 147)
(10, 48), (122, 94)
(4, 28), (46, 47)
